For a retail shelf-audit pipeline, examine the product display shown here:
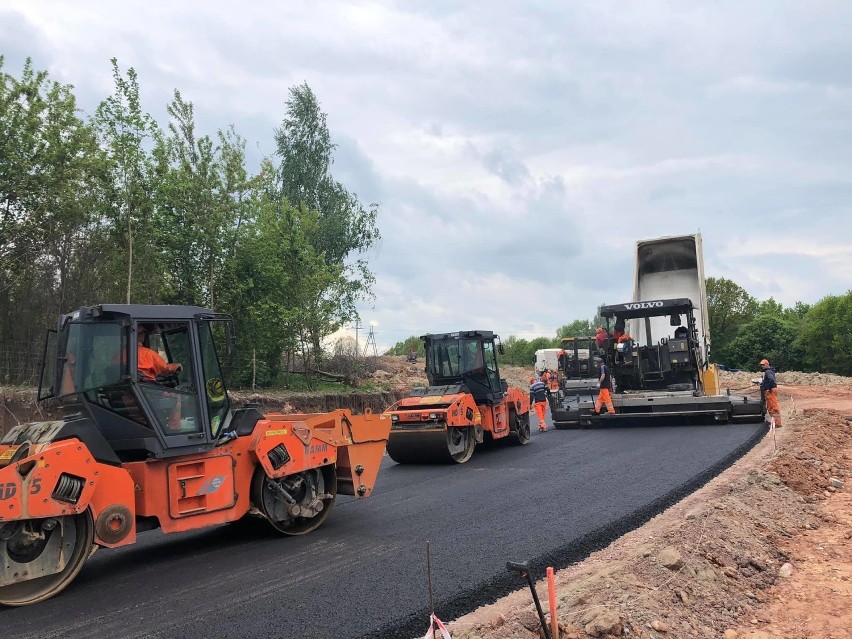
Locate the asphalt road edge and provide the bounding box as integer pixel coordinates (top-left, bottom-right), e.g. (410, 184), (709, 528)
(369, 422), (769, 639)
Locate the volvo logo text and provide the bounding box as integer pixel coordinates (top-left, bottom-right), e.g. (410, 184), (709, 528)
(623, 301), (665, 310)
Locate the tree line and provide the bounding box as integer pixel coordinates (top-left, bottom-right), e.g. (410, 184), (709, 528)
(706, 278), (850, 374)
(387, 281), (852, 375)
(0, 57), (379, 388)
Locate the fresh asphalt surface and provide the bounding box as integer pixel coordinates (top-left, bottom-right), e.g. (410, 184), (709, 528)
(1, 410), (766, 639)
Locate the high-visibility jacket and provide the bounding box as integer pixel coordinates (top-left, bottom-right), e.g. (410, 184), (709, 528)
(138, 344), (177, 381)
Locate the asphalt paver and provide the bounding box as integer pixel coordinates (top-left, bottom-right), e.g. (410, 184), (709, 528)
(0, 421), (765, 638)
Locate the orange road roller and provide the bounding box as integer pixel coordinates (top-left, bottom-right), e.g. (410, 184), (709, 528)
(383, 330), (531, 463)
(0, 304), (390, 605)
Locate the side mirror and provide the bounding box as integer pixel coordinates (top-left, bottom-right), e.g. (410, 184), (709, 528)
(670, 314), (681, 326)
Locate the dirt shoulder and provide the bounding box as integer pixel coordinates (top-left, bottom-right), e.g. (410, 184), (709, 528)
(441, 385), (851, 639)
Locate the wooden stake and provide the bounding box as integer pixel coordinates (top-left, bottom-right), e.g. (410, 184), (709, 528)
(426, 541), (437, 639)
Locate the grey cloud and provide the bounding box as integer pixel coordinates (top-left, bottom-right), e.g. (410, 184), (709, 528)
(6, 0), (852, 338)
(329, 133), (385, 204)
(481, 148), (531, 186)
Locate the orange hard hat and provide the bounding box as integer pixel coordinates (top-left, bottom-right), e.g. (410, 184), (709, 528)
(759, 359), (770, 366)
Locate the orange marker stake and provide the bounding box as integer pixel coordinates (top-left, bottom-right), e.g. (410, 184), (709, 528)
(547, 566), (558, 638)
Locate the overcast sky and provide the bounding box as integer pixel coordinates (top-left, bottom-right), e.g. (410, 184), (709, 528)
(4, 1), (852, 349)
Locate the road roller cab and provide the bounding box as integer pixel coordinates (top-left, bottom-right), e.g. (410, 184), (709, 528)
(0, 305), (391, 606)
(383, 331), (531, 464)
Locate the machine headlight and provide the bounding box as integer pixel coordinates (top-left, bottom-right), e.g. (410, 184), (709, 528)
(429, 413), (437, 419)
(391, 414), (399, 421)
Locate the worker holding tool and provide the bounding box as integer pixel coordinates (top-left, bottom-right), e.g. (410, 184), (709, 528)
(593, 357), (615, 415)
(529, 375), (549, 431)
(755, 358), (782, 428)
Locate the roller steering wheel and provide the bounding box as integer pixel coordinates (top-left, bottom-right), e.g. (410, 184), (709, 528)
(155, 370), (181, 388)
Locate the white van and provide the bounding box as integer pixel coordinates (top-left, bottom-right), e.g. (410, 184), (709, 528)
(534, 348), (562, 374)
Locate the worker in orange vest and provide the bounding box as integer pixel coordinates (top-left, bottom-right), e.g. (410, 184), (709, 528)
(137, 325), (182, 382)
(757, 358), (782, 428)
(137, 325), (184, 431)
(529, 375), (549, 431)
(593, 358), (615, 415)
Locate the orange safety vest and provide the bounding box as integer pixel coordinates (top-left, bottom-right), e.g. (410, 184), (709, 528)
(138, 344), (173, 381)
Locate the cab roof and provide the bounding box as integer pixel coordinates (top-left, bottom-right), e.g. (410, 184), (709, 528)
(420, 330), (496, 341)
(69, 305), (219, 322)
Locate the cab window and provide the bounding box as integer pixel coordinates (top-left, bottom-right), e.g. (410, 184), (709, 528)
(137, 323), (202, 435)
(482, 341), (501, 391)
(198, 322), (230, 437)
(57, 322), (126, 397)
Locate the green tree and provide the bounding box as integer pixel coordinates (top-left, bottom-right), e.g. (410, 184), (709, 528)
(796, 291), (852, 375)
(705, 277), (758, 362)
(93, 59), (159, 303)
(152, 90), (250, 307)
(556, 305), (606, 339)
(499, 335), (557, 367)
(557, 319), (594, 338)
(386, 336), (425, 357)
(783, 301), (811, 322)
(274, 83), (380, 361)
(219, 159), (360, 388)
(0, 58), (109, 383)
(0, 60), (384, 391)
(757, 297), (784, 316)
(725, 314), (803, 371)
(499, 336), (528, 366)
